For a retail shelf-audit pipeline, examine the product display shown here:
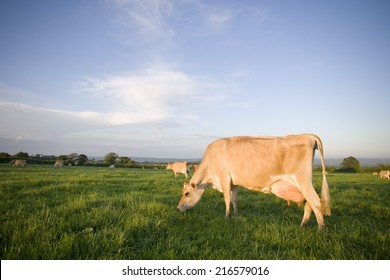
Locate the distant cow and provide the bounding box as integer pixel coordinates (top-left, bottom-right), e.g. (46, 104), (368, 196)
(177, 134), (331, 229)
(12, 159), (27, 167)
(166, 162), (189, 179)
(379, 170), (390, 180)
(54, 160), (64, 167)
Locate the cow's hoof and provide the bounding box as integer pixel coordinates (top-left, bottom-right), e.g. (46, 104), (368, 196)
(299, 221), (310, 228)
(317, 225), (326, 231)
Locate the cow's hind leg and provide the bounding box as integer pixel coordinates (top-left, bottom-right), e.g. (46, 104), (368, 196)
(300, 202), (312, 227)
(303, 198), (325, 230)
(220, 177), (234, 217)
(231, 187), (238, 215)
(223, 188), (231, 217)
(311, 205), (325, 230)
(299, 181), (326, 230)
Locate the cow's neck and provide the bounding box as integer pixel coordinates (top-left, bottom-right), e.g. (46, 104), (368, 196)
(189, 165), (209, 188)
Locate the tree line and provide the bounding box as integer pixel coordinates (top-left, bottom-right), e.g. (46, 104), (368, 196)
(1, 152), (389, 172)
(0, 151), (136, 167)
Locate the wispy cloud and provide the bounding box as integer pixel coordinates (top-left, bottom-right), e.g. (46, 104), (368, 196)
(206, 10), (234, 30)
(107, 0), (245, 43)
(108, 0), (176, 41)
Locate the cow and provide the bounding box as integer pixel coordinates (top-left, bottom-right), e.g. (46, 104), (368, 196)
(177, 134), (331, 229)
(193, 164), (199, 172)
(54, 160), (64, 167)
(166, 162), (189, 179)
(12, 159), (27, 167)
(379, 170), (390, 180)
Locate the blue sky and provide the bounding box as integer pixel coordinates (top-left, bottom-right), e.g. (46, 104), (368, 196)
(0, 0), (389, 159)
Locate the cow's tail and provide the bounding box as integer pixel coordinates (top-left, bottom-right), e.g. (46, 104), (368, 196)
(313, 135), (331, 216)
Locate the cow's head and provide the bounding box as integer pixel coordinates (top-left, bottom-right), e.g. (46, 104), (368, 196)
(177, 182), (205, 212)
(166, 163), (171, 170)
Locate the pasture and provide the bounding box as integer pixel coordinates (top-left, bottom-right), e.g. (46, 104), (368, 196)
(0, 164), (389, 260)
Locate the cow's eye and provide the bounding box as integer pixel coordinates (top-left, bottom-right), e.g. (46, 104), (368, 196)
(184, 192), (190, 196)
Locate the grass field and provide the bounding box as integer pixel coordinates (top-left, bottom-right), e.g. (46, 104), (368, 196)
(0, 164), (389, 260)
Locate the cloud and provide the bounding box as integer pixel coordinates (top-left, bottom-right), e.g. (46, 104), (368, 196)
(0, 66), (215, 143)
(77, 67), (199, 122)
(0, 101), (100, 139)
(0, 83), (27, 100)
(107, 0), (244, 44)
(252, 7), (269, 25)
(206, 10), (234, 30)
(108, 0), (176, 41)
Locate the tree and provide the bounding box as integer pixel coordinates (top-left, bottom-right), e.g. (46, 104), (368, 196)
(126, 159), (135, 167)
(57, 155), (68, 161)
(104, 152), (118, 166)
(118, 156), (130, 166)
(68, 153), (78, 165)
(14, 151), (29, 158)
(77, 154), (88, 165)
(0, 152), (11, 163)
(0, 152), (11, 158)
(340, 156), (360, 173)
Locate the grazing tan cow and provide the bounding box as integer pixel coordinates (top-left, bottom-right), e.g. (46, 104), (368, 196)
(166, 162), (189, 179)
(54, 160), (64, 167)
(177, 134), (331, 229)
(379, 170), (390, 180)
(13, 159), (27, 167)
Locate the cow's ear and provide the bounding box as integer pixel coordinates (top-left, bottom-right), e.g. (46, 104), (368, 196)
(190, 182), (197, 189)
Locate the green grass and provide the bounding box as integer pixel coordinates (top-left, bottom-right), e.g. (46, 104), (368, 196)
(0, 164), (389, 259)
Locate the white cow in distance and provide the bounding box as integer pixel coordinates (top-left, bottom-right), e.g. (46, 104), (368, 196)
(177, 134), (331, 229)
(54, 160), (64, 167)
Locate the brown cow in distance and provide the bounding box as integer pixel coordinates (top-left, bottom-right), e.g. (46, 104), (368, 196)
(166, 162), (189, 179)
(379, 170), (390, 180)
(12, 159), (27, 167)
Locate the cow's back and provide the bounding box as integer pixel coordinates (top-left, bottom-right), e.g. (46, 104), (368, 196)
(201, 135), (316, 190)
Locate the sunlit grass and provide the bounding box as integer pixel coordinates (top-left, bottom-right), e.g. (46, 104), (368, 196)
(0, 165), (389, 259)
